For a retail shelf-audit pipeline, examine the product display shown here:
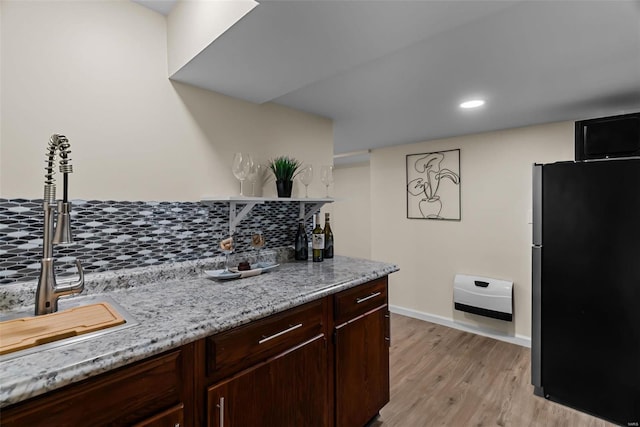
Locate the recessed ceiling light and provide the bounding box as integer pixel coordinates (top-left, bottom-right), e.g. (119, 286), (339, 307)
(459, 99), (485, 109)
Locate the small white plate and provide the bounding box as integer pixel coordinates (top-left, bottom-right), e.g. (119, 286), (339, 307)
(229, 263), (280, 277)
(204, 263), (280, 280)
(204, 269), (241, 280)
(253, 262), (280, 272)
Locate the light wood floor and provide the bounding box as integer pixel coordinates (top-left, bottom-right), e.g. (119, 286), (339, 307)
(371, 313), (615, 427)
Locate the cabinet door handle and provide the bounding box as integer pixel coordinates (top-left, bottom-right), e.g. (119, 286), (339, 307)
(217, 396), (224, 427)
(259, 323), (303, 344)
(356, 292), (381, 304)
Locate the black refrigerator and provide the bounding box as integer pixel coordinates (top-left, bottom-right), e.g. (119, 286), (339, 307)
(531, 159), (640, 426)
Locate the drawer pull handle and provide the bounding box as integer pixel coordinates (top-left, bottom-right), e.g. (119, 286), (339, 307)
(217, 397), (224, 427)
(356, 292), (381, 304)
(259, 323), (303, 344)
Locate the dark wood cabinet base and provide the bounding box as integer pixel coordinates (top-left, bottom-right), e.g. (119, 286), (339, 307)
(1, 348), (193, 426)
(2, 276), (390, 427)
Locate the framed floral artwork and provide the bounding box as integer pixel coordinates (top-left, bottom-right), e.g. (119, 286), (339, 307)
(406, 149), (461, 220)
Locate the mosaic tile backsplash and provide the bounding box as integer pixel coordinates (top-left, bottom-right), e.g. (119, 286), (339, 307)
(0, 199), (315, 285)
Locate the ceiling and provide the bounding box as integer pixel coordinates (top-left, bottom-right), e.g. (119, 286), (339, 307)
(133, 0), (177, 16)
(144, 0), (640, 158)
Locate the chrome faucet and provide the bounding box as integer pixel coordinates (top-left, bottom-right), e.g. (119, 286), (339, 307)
(35, 134), (84, 315)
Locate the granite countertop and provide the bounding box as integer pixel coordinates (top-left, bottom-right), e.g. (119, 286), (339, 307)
(0, 255), (398, 408)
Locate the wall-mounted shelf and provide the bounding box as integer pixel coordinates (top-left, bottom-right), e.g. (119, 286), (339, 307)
(201, 197), (334, 233)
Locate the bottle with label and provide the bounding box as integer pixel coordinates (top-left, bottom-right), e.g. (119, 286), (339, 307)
(294, 218), (308, 261)
(312, 213), (324, 262)
(323, 212), (334, 259)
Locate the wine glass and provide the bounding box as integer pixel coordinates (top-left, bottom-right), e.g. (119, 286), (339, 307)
(232, 153), (253, 196)
(219, 234), (234, 272)
(320, 165), (334, 197)
(247, 163), (264, 197)
(299, 165), (313, 198)
(251, 230), (265, 265)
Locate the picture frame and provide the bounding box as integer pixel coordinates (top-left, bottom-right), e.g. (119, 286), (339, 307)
(406, 149), (461, 220)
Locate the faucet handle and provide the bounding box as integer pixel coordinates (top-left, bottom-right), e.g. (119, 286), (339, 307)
(55, 259), (85, 295)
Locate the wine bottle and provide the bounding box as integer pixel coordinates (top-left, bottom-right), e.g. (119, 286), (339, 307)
(323, 212), (334, 259)
(312, 213), (324, 262)
(294, 218), (308, 261)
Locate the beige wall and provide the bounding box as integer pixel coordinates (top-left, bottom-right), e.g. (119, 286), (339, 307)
(332, 162), (371, 260)
(2, 0), (577, 341)
(334, 122), (573, 340)
(0, 0), (332, 201)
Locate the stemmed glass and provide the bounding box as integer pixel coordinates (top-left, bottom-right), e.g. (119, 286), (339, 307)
(299, 165), (313, 198)
(247, 163), (264, 197)
(251, 230), (265, 266)
(232, 153), (253, 196)
(219, 234), (234, 272)
(320, 165), (334, 198)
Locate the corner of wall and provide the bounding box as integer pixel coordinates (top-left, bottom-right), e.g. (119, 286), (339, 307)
(369, 121), (575, 339)
(167, 0), (258, 76)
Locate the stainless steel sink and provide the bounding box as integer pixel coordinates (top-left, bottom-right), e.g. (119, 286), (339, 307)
(0, 294), (137, 362)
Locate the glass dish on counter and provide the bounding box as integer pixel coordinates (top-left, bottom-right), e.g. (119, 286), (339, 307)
(204, 262), (279, 281)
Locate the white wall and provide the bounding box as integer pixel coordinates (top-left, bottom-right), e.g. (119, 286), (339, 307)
(334, 122), (574, 340)
(0, 0), (332, 201)
(332, 162), (371, 259)
(2, 0), (578, 341)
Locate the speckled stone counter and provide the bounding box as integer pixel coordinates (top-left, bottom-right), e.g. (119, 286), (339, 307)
(0, 255), (398, 408)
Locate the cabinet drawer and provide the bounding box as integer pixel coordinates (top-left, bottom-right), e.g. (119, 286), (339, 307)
(334, 277), (388, 325)
(1, 350), (183, 427)
(206, 299), (325, 379)
(132, 403), (184, 427)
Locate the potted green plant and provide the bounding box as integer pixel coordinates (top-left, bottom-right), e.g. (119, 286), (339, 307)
(268, 156), (302, 198)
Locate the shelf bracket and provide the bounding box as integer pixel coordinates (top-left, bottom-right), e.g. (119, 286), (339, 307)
(230, 201), (261, 233)
(300, 202), (326, 222)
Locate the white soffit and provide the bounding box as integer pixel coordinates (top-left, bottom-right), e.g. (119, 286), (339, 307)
(131, 0), (177, 16)
(168, 1), (640, 155)
(169, 0), (518, 104)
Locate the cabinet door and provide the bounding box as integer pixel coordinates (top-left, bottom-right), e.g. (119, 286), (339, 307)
(207, 335), (327, 427)
(335, 307), (390, 427)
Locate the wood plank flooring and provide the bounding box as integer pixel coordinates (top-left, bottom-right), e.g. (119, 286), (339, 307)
(370, 313), (615, 427)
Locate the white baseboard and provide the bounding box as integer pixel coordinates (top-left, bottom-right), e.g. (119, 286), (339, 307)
(389, 304), (531, 348)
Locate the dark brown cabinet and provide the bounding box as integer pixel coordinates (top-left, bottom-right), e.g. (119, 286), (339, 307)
(1, 347), (193, 427)
(205, 299), (326, 382)
(2, 276), (390, 427)
(207, 335), (327, 427)
(204, 299), (329, 427)
(132, 403), (185, 427)
(333, 277), (390, 427)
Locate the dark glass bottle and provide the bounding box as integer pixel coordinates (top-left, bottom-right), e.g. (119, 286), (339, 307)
(294, 218), (308, 261)
(312, 213), (324, 262)
(323, 212), (334, 259)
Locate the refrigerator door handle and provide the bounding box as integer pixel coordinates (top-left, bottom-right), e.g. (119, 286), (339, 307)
(532, 164), (543, 246)
(531, 245), (543, 395)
